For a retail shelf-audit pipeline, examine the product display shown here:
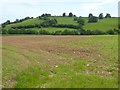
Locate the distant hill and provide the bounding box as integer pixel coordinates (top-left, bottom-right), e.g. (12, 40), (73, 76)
(1, 16), (119, 35)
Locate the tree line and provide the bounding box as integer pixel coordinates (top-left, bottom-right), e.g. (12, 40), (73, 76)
(1, 28), (119, 35)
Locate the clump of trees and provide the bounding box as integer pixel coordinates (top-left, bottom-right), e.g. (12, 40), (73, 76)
(1, 20), (11, 28)
(88, 13), (112, 23)
(99, 13), (103, 19)
(74, 17), (85, 27)
(88, 13), (93, 18)
(105, 13), (111, 18)
(69, 12), (73, 17)
(77, 18), (85, 25)
(88, 16), (98, 23)
(63, 13), (66, 17)
(41, 13), (51, 17)
(41, 18), (57, 27)
(88, 13), (98, 23)
(62, 12), (75, 17)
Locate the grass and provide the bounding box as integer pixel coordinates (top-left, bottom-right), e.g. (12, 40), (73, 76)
(15, 61), (117, 88)
(5, 18), (43, 29)
(2, 35), (118, 88)
(53, 16), (78, 25)
(84, 18), (118, 31)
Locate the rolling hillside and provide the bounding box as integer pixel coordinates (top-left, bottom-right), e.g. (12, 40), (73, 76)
(4, 17), (118, 31)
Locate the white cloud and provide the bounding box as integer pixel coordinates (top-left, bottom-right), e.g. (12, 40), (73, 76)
(81, 0), (119, 13)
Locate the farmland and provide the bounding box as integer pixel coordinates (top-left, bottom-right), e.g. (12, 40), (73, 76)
(2, 35), (118, 88)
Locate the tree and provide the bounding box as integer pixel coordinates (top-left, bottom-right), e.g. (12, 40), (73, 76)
(25, 17), (30, 20)
(88, 16), (98, 23)
(69, 12), (73, 17)
(99, 13), (103, 19)
(43, 16), (50, 20)
(45, 13), (51, 17)
(74, 17), (78, 21)
(88, 13), (93, 18)
(105, 13), (111, 18)
(2, 20), (11, 28)
(41, 14), (45, 17)
(63, 13), (66, 17)
(77, 18), (85, 25)
(41, 18), (57, 27)
(15, 19), (19, 23)
(38, 16), (42, 19)
(6, 20), (10, 24)
(48, 19), (57, 26)
(73, 15), (76, 17)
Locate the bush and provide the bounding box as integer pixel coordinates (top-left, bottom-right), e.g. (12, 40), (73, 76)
(106, 29), (118, 35)
(62, 30), (80, 35)
(78, 29), (106, 35)
(92, 30), (105, 35)
(88, 16), (98, 23)
(74, 17), (78, 21)
(52, 24), (81, 29)
(77, 18), (85, 25)
(53, 30), (62, 35)
(39, 30), (50, 35)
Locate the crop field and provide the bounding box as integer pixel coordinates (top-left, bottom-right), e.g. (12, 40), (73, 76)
(2, 35), (118, 88)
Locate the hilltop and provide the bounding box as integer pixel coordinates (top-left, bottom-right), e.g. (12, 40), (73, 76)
(1, 13), (119, 35)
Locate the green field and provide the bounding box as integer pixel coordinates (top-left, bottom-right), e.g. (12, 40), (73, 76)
(4, 17), (118, 33)
(2, 35), (118, 88)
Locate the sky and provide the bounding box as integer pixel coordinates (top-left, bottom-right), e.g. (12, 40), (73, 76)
(0, 0), (119, 23)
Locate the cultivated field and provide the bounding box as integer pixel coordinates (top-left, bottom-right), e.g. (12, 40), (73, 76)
(2, 35), (118, 88)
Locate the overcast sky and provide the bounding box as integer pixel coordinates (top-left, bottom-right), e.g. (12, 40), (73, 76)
(0, 0), (119, 23)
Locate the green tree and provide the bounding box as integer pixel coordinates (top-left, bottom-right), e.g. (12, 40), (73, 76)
(48, 19), (57, 26)
(15, 19), (19, 23)
(2, 20), (11, 28)
(74, 17), (78, 21)
(88, 16), (98, 23)
(99, 13), (103, 19)
(69, 12), (73, 17)
(88, 13), (93, 18)
(77, 18), (85, 25)
(41, 14), (45, 17)
(105, 13), (111, 18)
(63, 13), (66, 17)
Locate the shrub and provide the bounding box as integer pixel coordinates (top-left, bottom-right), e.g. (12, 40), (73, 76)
(106, 29), (118, 35)
(92, 30), (105, 35)
(52, 24), (81, 29)
(88, 16), (98, 23)
(62, 30), (80, 35)
(53, 30), (62, 35)
(1, 28), (8, 34)
(77, 18), (85, 25)
(39, 30), (50, 35)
